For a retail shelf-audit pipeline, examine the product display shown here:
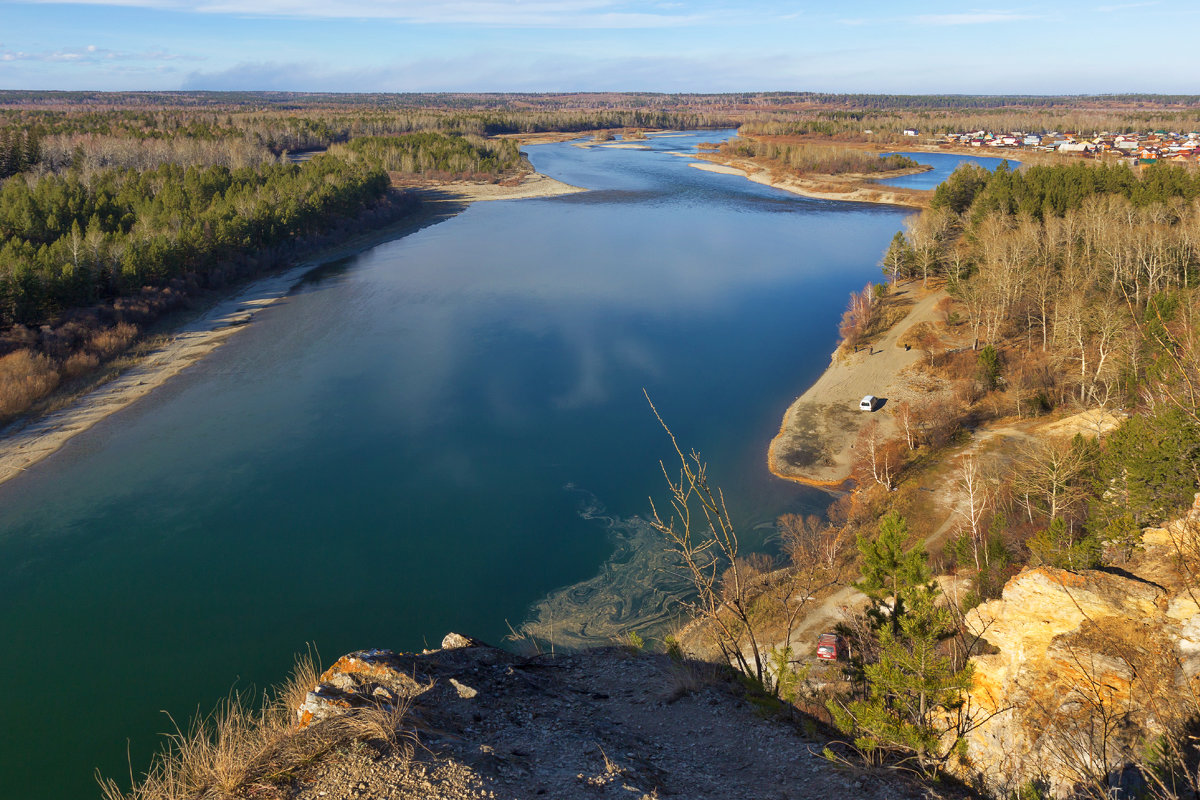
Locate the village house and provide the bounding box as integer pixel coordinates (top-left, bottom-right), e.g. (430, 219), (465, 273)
(933, 126), (1199, 163)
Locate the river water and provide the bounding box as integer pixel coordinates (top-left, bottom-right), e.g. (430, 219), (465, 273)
(0, 132), (1005, 798)
(878, 150), (1020, 190)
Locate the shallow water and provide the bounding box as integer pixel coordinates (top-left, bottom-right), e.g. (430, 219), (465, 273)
(877, 150), (1019, 190)
(0, 131), (919, 798)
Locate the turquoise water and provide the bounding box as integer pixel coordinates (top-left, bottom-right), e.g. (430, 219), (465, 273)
(878, 151), (1019, 190)
(0, 131), (917, 798)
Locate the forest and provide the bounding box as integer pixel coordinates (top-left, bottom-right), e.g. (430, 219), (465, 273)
(857, 158), (1200, 583)
(332, 133), (523, 179)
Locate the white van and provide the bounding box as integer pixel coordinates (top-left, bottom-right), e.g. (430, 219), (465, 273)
(859, 395), (878, 411)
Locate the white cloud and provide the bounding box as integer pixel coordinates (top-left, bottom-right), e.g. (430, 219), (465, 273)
(0, 45), (200, 63)
(177, 46), (906, 94)
(14, 0), (727, 27)
(1095, 1), (1157, 10)
(914, 12), (1041, 25)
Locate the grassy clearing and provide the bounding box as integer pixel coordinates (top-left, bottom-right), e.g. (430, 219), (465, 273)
(99, 652), (417, 800)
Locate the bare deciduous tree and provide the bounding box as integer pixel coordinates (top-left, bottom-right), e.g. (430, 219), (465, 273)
(892, 400), (918, 450)
(1012, 437), (1094, 524)
(645, 393), (768, 685)
(854, 420), (899, 490)
(954, 454), (993, 570)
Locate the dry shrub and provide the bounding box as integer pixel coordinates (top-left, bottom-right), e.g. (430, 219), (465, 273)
(953, 378), (984, 407)
(936, 296), (962, 326)
(862, 300), (913, 342)
(89, 323), (139, 359)
(917, 397), (963, 449)
(111, 288), (183, 325)
(98, 651), (417, 800)
(661, 655), (730, 704)
(62, 351), (101, 379)
(0, 349), (60, 417)
(1010, 352), (1059, 416)
(931, 348), (979, 381)
(898, 320), (939, 357)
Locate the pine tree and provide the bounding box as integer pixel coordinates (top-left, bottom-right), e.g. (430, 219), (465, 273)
(833, 512), (975, 777)
(831, 586), (973, 777)
(855, 511), (932, 631)
(0, 129), (14, 179)
(1028, 517), (1101, 570)
(21, 129), (41, 172)
(976, 344), (1002, 390)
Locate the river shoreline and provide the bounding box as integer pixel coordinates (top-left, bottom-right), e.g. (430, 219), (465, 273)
(0, 172), (583, 487)
(686, 153), (932, 208)
(766, 282), (949, 488)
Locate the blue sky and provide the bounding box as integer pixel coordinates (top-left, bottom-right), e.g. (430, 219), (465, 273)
(0, 1), (1195, 93)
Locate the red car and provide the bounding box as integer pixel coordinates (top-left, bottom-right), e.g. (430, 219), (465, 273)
(816, 632), (848, 661)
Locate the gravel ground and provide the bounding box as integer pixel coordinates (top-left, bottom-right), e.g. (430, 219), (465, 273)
(291, 640), (948, 800)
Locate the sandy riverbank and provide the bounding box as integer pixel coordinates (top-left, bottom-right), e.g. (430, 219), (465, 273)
(0, 171), (584, 487)
(687, 155), (931, 208)
(432, 171), (585, 201)
(767, 283), (948, 488)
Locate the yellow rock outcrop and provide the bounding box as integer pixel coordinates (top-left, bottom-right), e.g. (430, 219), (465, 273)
(960, 498), (1200, 796)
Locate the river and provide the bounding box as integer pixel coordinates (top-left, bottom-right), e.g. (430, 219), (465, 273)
(878, 150), (1020, 190)
(0, 132), (1007, 798)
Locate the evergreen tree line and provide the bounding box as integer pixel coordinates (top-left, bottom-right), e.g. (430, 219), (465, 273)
(0, 108), (731, 180)
(0, 128), (41, 179)
(332, 133), (523, 178)
(0, 154), (390, 326)
(931, 160), (1200, 217)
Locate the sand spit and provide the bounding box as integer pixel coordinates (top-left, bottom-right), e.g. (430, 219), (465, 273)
(600, 142), (652, 150)
(768, 285), (947, 487)
(434, 171), (585, 202)
(690, 154), (931, 209)
(0, 173), (584, 486)
(688, 162), (748, 176)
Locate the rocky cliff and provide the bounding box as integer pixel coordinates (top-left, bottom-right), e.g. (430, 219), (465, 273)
(962, 499), (1200, 796)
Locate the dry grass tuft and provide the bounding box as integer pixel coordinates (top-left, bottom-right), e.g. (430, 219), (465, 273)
(88, 322), (139, 359)
(62, 351), (101, 379)
(98, 650), (417, 800)
(0, 349), (60, 417)
(660, 656), (730, 704)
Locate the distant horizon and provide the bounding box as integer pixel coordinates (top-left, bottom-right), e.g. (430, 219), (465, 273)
(2, 1), (1197, 95)
(2, 89), (1199, 105)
